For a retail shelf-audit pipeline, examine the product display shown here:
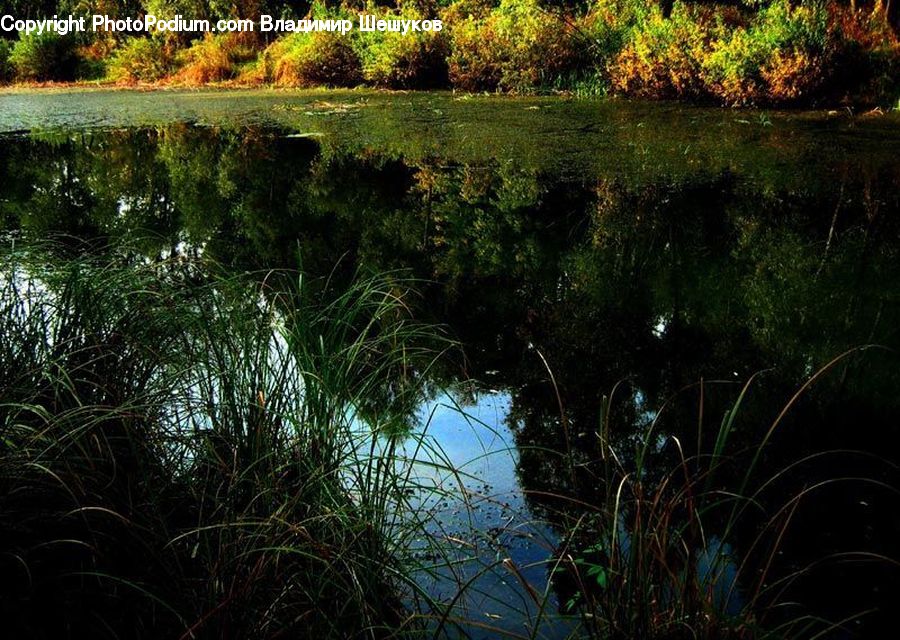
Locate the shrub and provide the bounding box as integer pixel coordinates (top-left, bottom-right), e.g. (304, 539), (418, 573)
(266, 31), (363, 87)
(608, 3), (709, 99)
(582, 0), (648, 63)
(703, 0), (833, 105)
(447, 0), (585, 92)
(354, 5), (449, 88)
(9, 31), (79, 81)
(252, 1), (362, 87)
(107, 37), (177, 83)
(175, 33), (257, 85)
(74, 38), (115, 81)
(828, 2), (900, 106)
(0, 39), (11, 83)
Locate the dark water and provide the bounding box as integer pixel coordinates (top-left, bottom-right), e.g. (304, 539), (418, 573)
(2, 90), (900, 637)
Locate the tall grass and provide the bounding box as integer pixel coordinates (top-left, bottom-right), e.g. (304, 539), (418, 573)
(424, 351), (900, 638)
(2, 239), (897, 638)
(0, 241), (454, 638)
(527, 356), (900, 639)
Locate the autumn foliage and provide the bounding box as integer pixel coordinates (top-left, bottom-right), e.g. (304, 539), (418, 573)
(0, 0), (897, 107)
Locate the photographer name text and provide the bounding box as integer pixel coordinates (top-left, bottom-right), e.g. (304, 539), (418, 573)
(1, 14), (443, 37)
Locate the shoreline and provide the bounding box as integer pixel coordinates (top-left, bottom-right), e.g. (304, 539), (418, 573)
(0, 82), (897, 116)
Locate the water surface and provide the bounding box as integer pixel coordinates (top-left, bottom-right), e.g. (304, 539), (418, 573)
(2, 89), (899, 637)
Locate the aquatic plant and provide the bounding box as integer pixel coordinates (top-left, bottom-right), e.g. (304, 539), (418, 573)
(0, 241), (453, 638)
(534, 357), (900, 639)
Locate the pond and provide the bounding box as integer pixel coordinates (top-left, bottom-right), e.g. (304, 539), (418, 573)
(2, 89), (899, 638)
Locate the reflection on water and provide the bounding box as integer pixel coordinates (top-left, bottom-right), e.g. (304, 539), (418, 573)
(1, 99), (899, 635)
(410, 391), (573, 638)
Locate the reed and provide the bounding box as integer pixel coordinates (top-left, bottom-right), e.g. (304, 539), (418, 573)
(529, 357), (900, 639)
(0, 241), (455, 639)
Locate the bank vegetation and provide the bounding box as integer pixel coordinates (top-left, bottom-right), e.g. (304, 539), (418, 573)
(0, 0), (898, 106)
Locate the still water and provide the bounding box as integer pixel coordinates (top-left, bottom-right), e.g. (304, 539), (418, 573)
(1, 89), (899, 637)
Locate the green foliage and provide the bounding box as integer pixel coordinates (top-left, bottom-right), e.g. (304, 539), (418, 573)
(703, 0), (833, 104)
(269, 30), (362, 87)
(10, 31), (79, 81)
(250, 1), (362, 87)
(354, 4), (449, 88)
(0, 0), (898, 104)
(608, 2), (709, 98)
(175, 33), (258, 84)
(582, 0), (645, 62)
(0, 39), (12, 83)
(602, 0), (857, 105)
(107, 37), (177, 83)
(446, 0), (585, 92)
(0, 242), (449, 638)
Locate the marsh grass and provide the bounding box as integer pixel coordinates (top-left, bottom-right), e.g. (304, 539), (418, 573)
(509, 353), (900, 639)
(0, 241), (459, 639)
(2, 239), (897, 639)
(422, 351), (900, 639)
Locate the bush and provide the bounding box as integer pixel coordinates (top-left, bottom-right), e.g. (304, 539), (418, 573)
(251, 1), (362, 87)
(9, 31), (79, 81)
(608, 3), (709, 99)
(582, 0), (647, 62)
(107, 37), (177, 83)
(175, 33), (258, 85)
(447, 0), (585, 92)
(266, 31), (362, 87)
(828, 2), (900, 106)
(74, 39), (114, 81)
(354, 5), (449, 88)
(702, 0), (833, 105)
(0, 39), (12, 83)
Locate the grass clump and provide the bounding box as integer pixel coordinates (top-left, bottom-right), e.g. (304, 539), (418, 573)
(543, 358), (900, 638)
(0, 241), (449, 638)
(175, 33), (259, 85)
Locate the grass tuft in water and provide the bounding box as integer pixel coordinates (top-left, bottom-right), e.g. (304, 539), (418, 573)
(0, 241), (455, 639)
(534, 356), (900, 639)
